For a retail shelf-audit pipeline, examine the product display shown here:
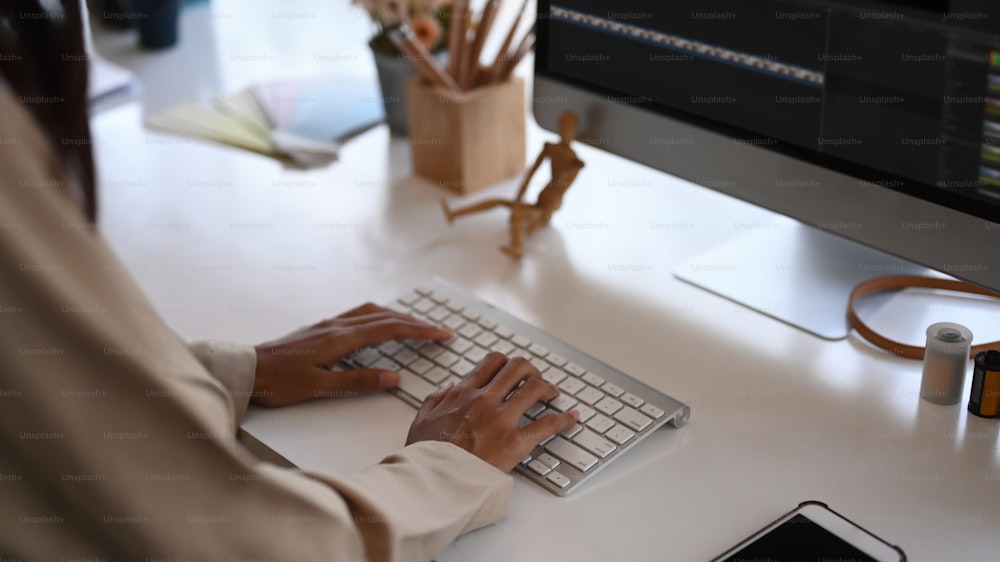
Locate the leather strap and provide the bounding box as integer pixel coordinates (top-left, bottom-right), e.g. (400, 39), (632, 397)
(848, 275), (1000, 359)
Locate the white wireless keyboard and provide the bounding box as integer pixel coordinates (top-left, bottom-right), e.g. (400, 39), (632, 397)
(346, 278), (690, 496)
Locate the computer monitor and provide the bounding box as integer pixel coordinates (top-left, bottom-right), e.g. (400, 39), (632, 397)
(533, 0), (1000, 339)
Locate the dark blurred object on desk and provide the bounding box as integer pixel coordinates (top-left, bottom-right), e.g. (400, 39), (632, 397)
(91, 0), (182, 49)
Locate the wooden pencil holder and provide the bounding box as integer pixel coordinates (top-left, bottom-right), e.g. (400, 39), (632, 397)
(406, 76), (526, 194)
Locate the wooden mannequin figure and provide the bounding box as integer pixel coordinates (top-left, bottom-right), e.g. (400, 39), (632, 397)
(441, 111), (585, 258)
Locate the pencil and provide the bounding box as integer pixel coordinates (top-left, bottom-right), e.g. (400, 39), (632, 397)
(463, 0), (502, 90)
(447, 0), (468, 81)
(499, 25), (534, 81)
(485, 0), (528, 84)
(387, 24), (461, 93)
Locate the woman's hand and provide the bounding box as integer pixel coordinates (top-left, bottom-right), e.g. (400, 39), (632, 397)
(252, 303), (451, 407)
(406, 352), (578, 472)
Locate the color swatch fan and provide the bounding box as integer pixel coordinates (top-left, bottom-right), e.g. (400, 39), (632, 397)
(145, 74), (385, 168)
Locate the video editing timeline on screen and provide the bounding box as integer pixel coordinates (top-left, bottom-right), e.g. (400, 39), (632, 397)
(984, 64), (1000, 193)
(546, 1), (1000, 207)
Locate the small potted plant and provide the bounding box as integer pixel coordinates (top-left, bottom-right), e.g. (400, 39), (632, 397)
(352, 0), (453, 134)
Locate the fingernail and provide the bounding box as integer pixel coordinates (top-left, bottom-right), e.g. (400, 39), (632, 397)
(379, 371), (399, 388)
(570, 410), (580, 420)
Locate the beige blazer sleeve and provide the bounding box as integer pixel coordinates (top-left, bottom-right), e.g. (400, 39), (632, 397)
(0, 82), (512, 561)
(186, 340), (257, 425)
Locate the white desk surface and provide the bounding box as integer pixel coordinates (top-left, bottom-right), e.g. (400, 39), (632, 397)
(90, 2), (1000, 560)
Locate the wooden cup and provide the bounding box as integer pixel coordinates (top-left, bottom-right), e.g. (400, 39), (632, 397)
(406, 76), (526, 194)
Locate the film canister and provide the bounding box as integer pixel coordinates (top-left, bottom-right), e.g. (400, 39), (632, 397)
(968, 350), (1000, 418)
(920, 322), (973, 405)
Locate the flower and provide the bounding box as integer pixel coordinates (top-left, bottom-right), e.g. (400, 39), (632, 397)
(353, 0), (453, 55)
(410, 13), (442, 49)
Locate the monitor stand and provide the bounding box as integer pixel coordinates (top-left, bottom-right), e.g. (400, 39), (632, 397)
(674, 221), (929, 340)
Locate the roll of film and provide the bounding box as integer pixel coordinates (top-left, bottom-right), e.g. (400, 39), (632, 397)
(968, 350), (1000, 418)
(920, 322), (973, 405)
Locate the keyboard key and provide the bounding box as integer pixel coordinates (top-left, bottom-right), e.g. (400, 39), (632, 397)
(490, 340), (515, 355)
(474, 332), (498, 348)
(465, 345), (489, 364)
(428, 290), (449, 303)
(443, 314), (465, 330)
(613, 407), (653, 432)
(426, 305), (449, 322)
(548, 393), (578, 412)
(352, 348), (382, 367)
(576, 386), (605, 406)
(546, 352), (567, 367)
(558, 378), (585, 395)
(435, 350), (459, 368)
(477, 317), (498, 330)
(572, 429), (617, 459)
(601, 382), (625, 398)
(417, 342), (446, 360)
(527, 460), (552, 476)
(621, 392), (644, 408)
(582, 372), (605, 387)
(525, 402), (547, 418)
(399, 291), (421, 305)
(586, 414), (615, 434)
(444, 298), (464, 312)
(446, 338), (473, 355)
(521, 455), (532, 465)
(451, 359), (475, 377)
(386, 301), (409, 314)
(413, 298), (435, 313)
(404, 338), (427, 351)
(606, 425), (635, 446)
(511, 334), (531, 348)
(544, 437), (598, 472)
(371, 357), (401, 372)
(408, 357), (434, 375)
(595, 397), (624, 416)
(536, 453), (561, 469)
(574, 405), (596, 423)
(640, 404), (666, 419)
(393, 348), (419, 366)
(458, 323), (482, 339)
(542, 369), (567, 385)
(509, 349), (531, 361)
(518, 416), (532, 428)
(529, 357), (550, 373)
(424, 366), (450, 384)
(564, 363), (586, 377)
(378, 341), (404, 356)
(534, 408), (558, 419)
(494, 325), (514, 339)
(461, 309), (480, 322)
(441, 376), (462, 388)
(396, 369), (437, 402)
(528, 343), (549, 357)
(560, 423), (584, 439)
(546, 471), (571, 489)
(414, 285), (432, 296)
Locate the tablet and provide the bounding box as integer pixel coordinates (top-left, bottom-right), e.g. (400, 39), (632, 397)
(711, 501), (906, 562)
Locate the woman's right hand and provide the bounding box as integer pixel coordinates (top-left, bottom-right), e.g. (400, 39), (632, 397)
(405, 353), (578, 472)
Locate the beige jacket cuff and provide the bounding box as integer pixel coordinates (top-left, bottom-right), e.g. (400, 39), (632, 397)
(187, 339), (257, 424)
(307, 440), (513, 562)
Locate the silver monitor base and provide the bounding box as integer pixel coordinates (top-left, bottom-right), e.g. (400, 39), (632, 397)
(674, 223), (929, 340)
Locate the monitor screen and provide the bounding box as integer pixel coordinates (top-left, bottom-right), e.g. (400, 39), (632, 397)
(534, 0), (1000, 314)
